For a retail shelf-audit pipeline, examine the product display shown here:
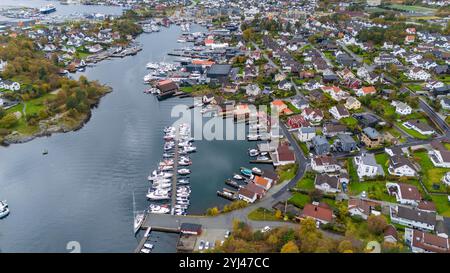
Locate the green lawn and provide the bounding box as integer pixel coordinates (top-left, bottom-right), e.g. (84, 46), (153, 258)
(413, 151), (450, 192)
(296, 172), (315, 190)
(276, 163), (298, 183)
(285, 101), (301, 114)
(397, 122), (431, 140)
(431, 195), (450, 217)
(348, 181), (396, 202)
(340, 117), (358, 128)
(248, 208), (279, 221)
(387, 4), (437, 14)
(288, 193), (310, 208)
(375, 153), (389, 175)
(407, 84), (423, 92)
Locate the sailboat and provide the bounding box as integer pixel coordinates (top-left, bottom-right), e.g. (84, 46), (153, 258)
(133, 192), (145, 234)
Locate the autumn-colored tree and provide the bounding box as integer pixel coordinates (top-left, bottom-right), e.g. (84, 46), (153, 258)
(206, 207), (220, 216)
(280, 241), (299, 253)
(367, 215), (388, 235)
(338, 240), (354, 253)
(275, 209), (283, 219)
(298, 218), (322, 253)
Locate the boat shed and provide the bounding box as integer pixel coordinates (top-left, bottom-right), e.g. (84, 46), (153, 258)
(180, 223), (202, 235)
(207, 64), (232, 83)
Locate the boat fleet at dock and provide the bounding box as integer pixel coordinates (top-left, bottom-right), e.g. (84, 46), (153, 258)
(146, 123), (196, 216)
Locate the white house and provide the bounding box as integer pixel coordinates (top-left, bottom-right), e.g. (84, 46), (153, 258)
(245, 84), (261, 96)
(298, 127), (316, 142)
(406, 68), (431, 81)
(390, 206), (436, 231)
(311, 155), (341, 173)
(0, 80), (21, 92)
(387, 182), (421, 206)
(391, 101), (412, 116)
(403, 120), (435, 136)
(388, 155), (417, 177)
(238, 188), (257, 203)
(314, 174), (340, 193)
(354, 153), (385, 179)
(405, 228), (450, 253)
(329, 105), (350, 120)
(429, 140), (450, 168)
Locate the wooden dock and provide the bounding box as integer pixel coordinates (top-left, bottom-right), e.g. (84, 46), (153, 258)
(250, 159), (273, 164)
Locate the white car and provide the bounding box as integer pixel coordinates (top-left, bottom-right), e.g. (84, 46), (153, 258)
(205, 241), (210, 250)
(198, 240), (205, 250)
(224, 230), (230, 238)
(261, 226), (271, 233)
(361, 191), (367, 198)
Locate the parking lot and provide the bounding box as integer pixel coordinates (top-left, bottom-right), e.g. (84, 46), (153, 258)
(195, 228), (229, 252)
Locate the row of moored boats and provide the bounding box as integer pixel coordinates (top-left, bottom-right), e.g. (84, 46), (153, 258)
(146, 123), (196, 215)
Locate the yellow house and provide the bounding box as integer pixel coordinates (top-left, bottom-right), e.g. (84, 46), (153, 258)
(344, 97), (361, 110)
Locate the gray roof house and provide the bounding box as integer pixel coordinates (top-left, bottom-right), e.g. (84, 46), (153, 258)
(334, 133), (357, 152)
(312, 135), (330, 155)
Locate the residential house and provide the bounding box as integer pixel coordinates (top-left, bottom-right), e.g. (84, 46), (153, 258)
(311, 135), (330, 155)
(271, 100), (293, 116)
(311, 155), (341, 173)
(361, 127), (382, 148)
(329, 105), (350, 120)
(429, 140), (450, 168)
(272, 143), (296, 166)
(390, 206), (436, 231)
(388, 155), (418, 177)
(278, 79), (292, 90)
(403, 120), (435, 136)
(344, 97), (361, 110)
(253, 175), (272, 191)
(407, 68), (431, 81)
(354, 153), (385, 179)
(302, 108), (324, 124)
(348, 198), (380, 220)
(356, 86), (376, 97)
(440, 98), (450, 110)
(290, 96), (309, 110)
(314, 174), (340, 193)
(391, 101), (412, 116)
(322, 86), (349, 101)
(286, 114), (310, 130)
(387, 183), (422, 206)
(298, 127), (316, 142)
(334, 133), (357, 153)
(405, 228), (450, 253)
(299, 202), (334, 225)
(384, 225), (398, 243)
(323, 124), (348, 137)
(245, 84), (261, 96)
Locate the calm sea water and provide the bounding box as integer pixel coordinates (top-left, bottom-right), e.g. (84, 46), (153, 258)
(0, 23), (267, 252)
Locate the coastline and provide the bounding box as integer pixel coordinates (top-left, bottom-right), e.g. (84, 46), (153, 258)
(1, 86), (112, 146)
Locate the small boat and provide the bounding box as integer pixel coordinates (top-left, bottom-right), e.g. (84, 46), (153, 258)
(252, 167), (263, 175)
(149, 204), (170, 214)
(163, 153), (174, 158)
(248, 149), (259, 157)
(140, 248), (151, 253)
(146, 190), (171, 200)
(240, 168), (253, 177)
(144, 243), (154, 249)
(159, 165), (174, 171)
(0, 200), (9, 219)
(233, 174), (244, 180)
(256, 155), (269, 161)
(43, 149), (48, 155)
(178, 168), (191, 175)
(183, 146), (196, 153)
(260, 152), (268, 156)
(134, 213), (144, 234)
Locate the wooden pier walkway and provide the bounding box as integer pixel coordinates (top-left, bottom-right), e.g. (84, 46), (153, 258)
(171, 128), (180, 213)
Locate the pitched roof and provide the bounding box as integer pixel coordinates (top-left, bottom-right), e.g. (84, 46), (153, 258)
(302, 203), (333, 222)
(397, 206), (436, 226)
(398, 183), (421, 201)
(412, 229), (450, 253)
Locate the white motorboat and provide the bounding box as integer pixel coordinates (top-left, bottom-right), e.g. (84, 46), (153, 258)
(178, 180), (190, 185)
(178, 168), (191, 175)
(163, 153), (174, 158)
(178, 159), (192, 166)
(144, 243), (154, 249)
(140, 248), (151, 253)
(183, 146), (196, 153)
(252, 167), (263, 175)
(134, 213), (144, 234)
(0, 200), (9, 219)
(248, 149), (259, 157)
(256, 155), (269, 161)
(233, 174), (244, 180)
(260, 152), (268, 156)
(174, 205), (188, 209)
(177, 200), (190, 205)
(159, 165), (174, 171)
(146, 190), (170, 200)
(151, 178), (171, 184)
(159, 159), (174, 166)
(152, 183), (172, 190)
(149, 204), (170, 214)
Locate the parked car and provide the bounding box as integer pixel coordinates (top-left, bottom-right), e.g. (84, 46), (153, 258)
(205, 241), (210, 250)
(198, 240), (205, 250)
(225, 230), (230, 238)
(261, 226), (271, 233)
(361, 191), (367, 198)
